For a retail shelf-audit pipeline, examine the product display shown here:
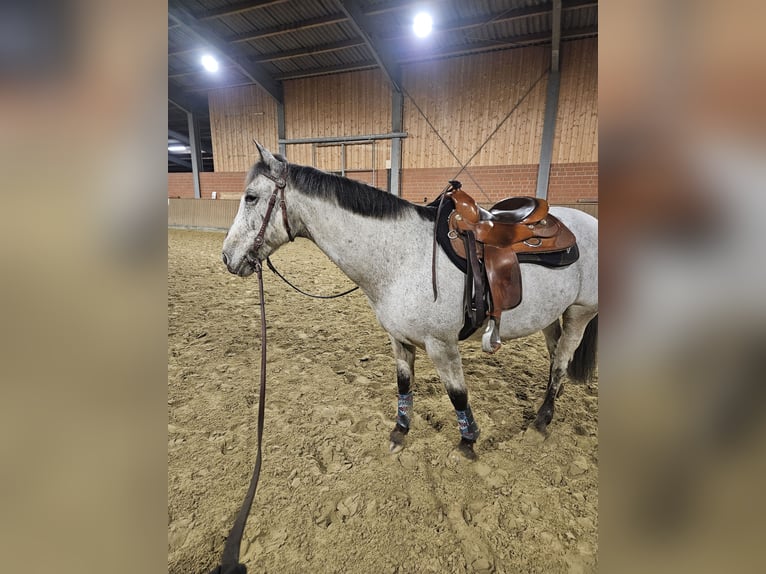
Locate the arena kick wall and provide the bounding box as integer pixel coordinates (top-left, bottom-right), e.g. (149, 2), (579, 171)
(168, 38), (597, 215)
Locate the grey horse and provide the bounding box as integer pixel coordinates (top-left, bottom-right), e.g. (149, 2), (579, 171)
(222, 143), (598, 457)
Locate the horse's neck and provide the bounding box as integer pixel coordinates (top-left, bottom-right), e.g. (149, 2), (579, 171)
(294, 195), (430, 300)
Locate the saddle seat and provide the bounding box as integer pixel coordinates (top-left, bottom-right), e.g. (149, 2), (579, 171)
(439, 181), (577, 354)
(483, 196), (547, 223)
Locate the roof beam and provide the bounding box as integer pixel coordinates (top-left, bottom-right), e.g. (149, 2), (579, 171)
(274, 60), (378, 81)
(383, 0), (595, 40)
(198, 0), (287, 21)
(396, 27), (597, 63)
(184, 0), (429, 22)
(226, 14), (348, 44)
(168, 154), (192, 169)
(168, 1), (282, 102)
(168, 81), (208, 114)
(171, 39), (366, 73)
(253, 38), (366, 63)
(337, 0), (402, 91)
(364, 0), (448, 16)
(168, 129), (189, 145)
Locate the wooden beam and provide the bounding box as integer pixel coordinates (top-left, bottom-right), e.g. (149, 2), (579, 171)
(168, 1), (282, 103)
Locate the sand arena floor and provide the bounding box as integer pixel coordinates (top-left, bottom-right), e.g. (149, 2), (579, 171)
(168, 229), (598, 573)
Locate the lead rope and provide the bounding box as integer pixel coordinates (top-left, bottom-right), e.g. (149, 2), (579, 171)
(265, 257), (358, 299)
(208, 261), (268, 574)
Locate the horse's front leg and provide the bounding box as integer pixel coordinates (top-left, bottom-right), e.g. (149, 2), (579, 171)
(389, 337), (416, 453)
(425, 337), (480, 459)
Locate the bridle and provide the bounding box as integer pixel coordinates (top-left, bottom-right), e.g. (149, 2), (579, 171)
(244, 160), (359, 298)
(245, 160), (294, 268)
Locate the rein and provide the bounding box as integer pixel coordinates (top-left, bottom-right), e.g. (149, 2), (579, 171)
(265, 257), (359, 299)
(208, 262), (267, 574)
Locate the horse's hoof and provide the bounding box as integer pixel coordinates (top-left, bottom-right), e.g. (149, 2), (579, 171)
(533, 406), (553, 436)
(456, 438), (478, 460)
(533, 415), (552, 437)
(389, 424), (408, 453)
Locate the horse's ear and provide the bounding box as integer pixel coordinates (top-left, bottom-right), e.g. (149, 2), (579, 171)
(253, 139), (278, 168)
(253, 139), (266, 159)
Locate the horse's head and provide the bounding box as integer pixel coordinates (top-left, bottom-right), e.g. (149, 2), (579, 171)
(222, 142), (295, 276)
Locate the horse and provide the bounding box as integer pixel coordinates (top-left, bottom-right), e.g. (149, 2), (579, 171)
(222, 142), (598, 457)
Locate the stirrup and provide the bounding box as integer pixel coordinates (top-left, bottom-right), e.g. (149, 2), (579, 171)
(482, 318), (502, 353)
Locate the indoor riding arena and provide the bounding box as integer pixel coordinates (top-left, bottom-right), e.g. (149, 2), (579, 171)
(168, 1), (598, 573)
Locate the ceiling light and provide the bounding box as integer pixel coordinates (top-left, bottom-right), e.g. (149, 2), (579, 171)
(168, 144), (188, 153)
(413, 12), (433, 38)
(201, 54), (219, 73)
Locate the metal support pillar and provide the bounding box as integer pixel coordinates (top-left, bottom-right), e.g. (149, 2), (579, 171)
(187, 111), (203, 199)
(535, 70), (560, 199)
(371, 139), (376, 187)
(535, 0), (562, 199)
(277, 102), (286, 156)
(390, 89), (404, 196)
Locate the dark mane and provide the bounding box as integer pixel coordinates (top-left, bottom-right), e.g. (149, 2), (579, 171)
(286, 163), (436, 222)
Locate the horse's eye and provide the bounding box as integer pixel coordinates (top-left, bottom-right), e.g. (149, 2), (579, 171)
(244, 194), (257, 204)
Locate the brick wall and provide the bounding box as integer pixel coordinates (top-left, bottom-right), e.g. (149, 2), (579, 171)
(400, 163), (597, 205)
(168, 173), (194, 199)
(168, 163), (597, 205)
(168, 172), (249, 199)
(548, 163), (598, 204)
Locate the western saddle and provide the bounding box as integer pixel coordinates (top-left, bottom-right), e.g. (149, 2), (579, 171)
(433, 180), (577, 353)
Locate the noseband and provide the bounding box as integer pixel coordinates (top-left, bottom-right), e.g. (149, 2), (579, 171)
(247, 161), (294, 266)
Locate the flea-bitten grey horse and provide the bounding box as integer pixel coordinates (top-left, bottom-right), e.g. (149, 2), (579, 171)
(222, 143), (598, 457)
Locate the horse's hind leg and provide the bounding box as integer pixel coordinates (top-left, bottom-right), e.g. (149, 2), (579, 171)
(389, 337), (416, 453)
(425, 337), (480, 458)
(534, 305), (597, 434)
(542, 319), (565, 398)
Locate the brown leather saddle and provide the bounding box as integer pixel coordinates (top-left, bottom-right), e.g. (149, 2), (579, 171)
(433, 181), (578, 353)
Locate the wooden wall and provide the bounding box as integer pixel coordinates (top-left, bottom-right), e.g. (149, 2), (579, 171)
(168, 198), (238, 229)
(207, 39), (597, 174)
(208, 84), (278, 172)
(402, 47), (549, 169)
(283, 69), (392, 173)
(554, 38), (598, 163)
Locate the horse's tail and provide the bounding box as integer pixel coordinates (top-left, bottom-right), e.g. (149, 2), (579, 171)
(568, 315), (598, 383)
